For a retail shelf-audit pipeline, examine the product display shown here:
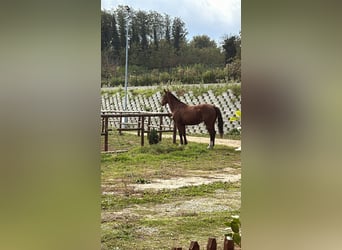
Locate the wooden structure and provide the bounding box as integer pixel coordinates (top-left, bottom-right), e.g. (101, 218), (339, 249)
(171, 237), (236, 250)
(101, 111), (176, 151)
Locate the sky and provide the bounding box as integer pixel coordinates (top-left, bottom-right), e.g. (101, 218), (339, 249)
(101, 0), (241, 44)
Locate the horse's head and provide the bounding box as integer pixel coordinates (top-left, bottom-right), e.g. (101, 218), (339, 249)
(161, 89), (169, 106)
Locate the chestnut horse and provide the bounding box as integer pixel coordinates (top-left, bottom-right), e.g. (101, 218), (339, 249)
(161, 90), (223, 148)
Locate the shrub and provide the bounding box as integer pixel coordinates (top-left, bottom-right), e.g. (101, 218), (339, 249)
(225, 215), (241, 247)
(229, 84), (241, 98)
(202, 70), (216, 83)
(110, 77), (124, 87)
(159, 72), (171, 83)
(148, 129), (159, 145)
(227, 128), (241, 135)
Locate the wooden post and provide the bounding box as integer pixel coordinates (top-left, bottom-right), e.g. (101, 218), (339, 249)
(101, 117), (105, 134)
(189, 241), (200, 250)
(159, 115), (163, 141)
(207, 238), (217, 250)
(137, 116), (141, 136)
(118, 115), (122, 135)
(104, 117), (108, 151)
(147, 116), (151, 139)
(223, 237), (234, 250)
(141, 115), (145, 146)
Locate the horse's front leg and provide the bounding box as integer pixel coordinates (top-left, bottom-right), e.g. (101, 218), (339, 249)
(177, 127), (184, 145)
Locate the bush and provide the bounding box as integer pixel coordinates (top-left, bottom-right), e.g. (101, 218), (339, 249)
(229, 84), (241, 98)
(110, 77), (124, 87)
(159, 72), (171, 83)
(225, 215), (241, 247)
(227, 128), (241, 135)
(202, 70), (216, 83)
(226, 59), (241, 82)
(148, 129), (159, 145)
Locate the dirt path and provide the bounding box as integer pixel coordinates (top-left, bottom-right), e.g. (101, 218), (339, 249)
(129, 167), (240, 191)
(124, 131), (241, 148)
(163, 134), (241, 148)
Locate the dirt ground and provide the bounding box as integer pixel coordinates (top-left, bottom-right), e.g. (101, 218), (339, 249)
(102, 165), (241, 220)
(130, 168), (240, 191)
(163, 134), (241, 148)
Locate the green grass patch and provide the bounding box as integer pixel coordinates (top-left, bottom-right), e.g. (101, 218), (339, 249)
(101, 181), (239, 211)
(101, 135), (240, 182)
(101, 210), (240, 250)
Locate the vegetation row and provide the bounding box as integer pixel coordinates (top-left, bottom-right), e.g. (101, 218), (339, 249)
(101, 6), (241, 87)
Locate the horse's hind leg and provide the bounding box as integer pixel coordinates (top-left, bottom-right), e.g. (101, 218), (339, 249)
(177, 125), (184, 145)
(177, 128), (183, 144)
(206, 123), (216, 149)
(207, 131), (216, 149)
(178, 124), (187, 145)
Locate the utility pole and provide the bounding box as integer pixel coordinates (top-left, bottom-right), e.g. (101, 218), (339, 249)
(123, 6), (130, 124)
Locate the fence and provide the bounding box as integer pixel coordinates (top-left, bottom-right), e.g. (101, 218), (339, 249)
(101, 87), (241, 135)
(101, 110), (177, 151)
(171, 237), (237, 250)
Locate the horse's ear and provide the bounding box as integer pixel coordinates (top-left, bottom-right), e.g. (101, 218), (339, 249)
(164, 89), (167, 93)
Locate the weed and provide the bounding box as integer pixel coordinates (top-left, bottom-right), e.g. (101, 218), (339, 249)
(136, 178), (151, 184)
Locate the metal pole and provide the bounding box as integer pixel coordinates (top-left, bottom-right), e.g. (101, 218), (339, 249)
(123, 6), (130, 125)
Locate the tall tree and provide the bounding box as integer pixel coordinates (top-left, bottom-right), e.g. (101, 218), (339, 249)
(172, 17), (187, 52)
(235, 31), (241, 59)
(101, 11), (112, 50)
(111, 13), (121, 58)
(130, 12), (140, 46)
(116, 6), (128, 49)
(134, 10), (149, 50)
(164, 14), (171, 44)
(149, 11), (163, 49)
(222, 35), (237, 64)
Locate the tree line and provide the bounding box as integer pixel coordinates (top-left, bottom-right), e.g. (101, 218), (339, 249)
(101, 6), (241, 86)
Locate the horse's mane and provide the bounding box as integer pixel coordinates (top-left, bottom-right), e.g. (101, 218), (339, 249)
(167, 91), (187, 107)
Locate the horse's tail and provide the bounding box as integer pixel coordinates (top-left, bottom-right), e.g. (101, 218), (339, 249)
(214, 106), (224, 138)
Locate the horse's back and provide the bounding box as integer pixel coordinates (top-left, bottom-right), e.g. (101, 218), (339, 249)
(200, 104), (217, 123)
(173, 104), (216, 125)
(195, 104), (216, 116)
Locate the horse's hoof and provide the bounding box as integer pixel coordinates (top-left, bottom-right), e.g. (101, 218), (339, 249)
(207, 145), (213, 149)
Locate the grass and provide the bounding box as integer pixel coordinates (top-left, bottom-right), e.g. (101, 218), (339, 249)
(101, 132), (241, 250)
(101, 133), (240, 181)
(101, 82), (241, 101)
(101, 210), (240, 250)
(102, 181), (239, 211)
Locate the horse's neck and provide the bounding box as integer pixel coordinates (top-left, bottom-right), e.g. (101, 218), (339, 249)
(168, 95), (187, 112)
